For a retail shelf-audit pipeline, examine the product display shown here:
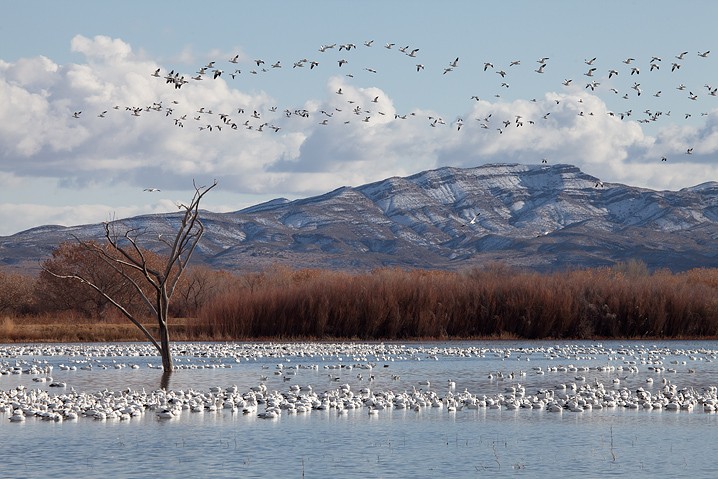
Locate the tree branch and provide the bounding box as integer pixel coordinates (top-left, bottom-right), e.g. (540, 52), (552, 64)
(42, 269), (162, 351)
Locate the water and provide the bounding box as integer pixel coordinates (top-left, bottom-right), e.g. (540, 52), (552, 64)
(1, 340), (718, 478)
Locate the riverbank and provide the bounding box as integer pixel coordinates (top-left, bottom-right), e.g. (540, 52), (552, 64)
(0, 316), (198, 343)
(2, 315), (716, 343)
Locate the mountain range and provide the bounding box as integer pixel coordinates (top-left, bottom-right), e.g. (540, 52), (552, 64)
(2, 163), (718, 273)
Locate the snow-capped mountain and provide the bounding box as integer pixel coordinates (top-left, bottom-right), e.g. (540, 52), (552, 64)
(3, 163), (718, 272)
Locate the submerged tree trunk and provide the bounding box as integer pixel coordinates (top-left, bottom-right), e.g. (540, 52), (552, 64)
(160, 370), (172, 390)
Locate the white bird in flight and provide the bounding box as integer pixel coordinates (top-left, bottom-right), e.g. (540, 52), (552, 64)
(461, 214), (479, 227)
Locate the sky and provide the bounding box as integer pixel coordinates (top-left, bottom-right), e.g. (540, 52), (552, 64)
(1, 0), (717, 236)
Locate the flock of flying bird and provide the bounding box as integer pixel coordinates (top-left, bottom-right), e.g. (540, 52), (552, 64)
(70, 40), (716, 165)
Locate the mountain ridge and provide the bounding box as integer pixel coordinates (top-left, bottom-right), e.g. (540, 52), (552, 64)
(2, 163), (717, 273)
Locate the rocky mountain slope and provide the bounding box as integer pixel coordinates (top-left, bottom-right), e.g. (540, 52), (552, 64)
(2, 163), (718, 272)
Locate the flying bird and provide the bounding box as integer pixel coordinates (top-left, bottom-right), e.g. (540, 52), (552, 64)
(462, 213), (479, 227)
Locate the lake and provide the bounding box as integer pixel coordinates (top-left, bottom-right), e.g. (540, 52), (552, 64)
(1, 340), (717, 478)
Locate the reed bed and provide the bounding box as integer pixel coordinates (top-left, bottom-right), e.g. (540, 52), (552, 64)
(3, 262), (718, 342)
(193, 265), (718, 340)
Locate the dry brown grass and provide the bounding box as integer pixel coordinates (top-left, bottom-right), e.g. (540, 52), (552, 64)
(0, 313), (196, 343)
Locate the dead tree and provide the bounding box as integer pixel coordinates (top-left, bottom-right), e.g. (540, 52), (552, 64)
(45, 180), (217, 373)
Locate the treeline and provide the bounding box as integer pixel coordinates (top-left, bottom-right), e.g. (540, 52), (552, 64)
(3, 244), (718, 340)
(194, 261), (718, 340)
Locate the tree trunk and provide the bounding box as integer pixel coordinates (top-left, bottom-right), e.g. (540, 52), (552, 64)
(159, 320), (173, 373)
(158, 290), (174, 373)
(160, 370), (172, 390)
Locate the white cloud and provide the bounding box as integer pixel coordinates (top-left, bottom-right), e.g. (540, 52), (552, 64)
(2, 34), (718, 235)
(70, 34), (133, 62)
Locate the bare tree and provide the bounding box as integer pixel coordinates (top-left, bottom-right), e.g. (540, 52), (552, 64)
(45, 180), (217, 373)
(38, 241), (156, 318)
(0, 269), (36, 315)
(171, 266), (239, 317)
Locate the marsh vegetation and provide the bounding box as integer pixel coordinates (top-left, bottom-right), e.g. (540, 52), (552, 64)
(2, 258), (718, 342)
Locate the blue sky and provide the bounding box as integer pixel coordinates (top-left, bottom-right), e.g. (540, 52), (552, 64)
(1, 0), (717, 236)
